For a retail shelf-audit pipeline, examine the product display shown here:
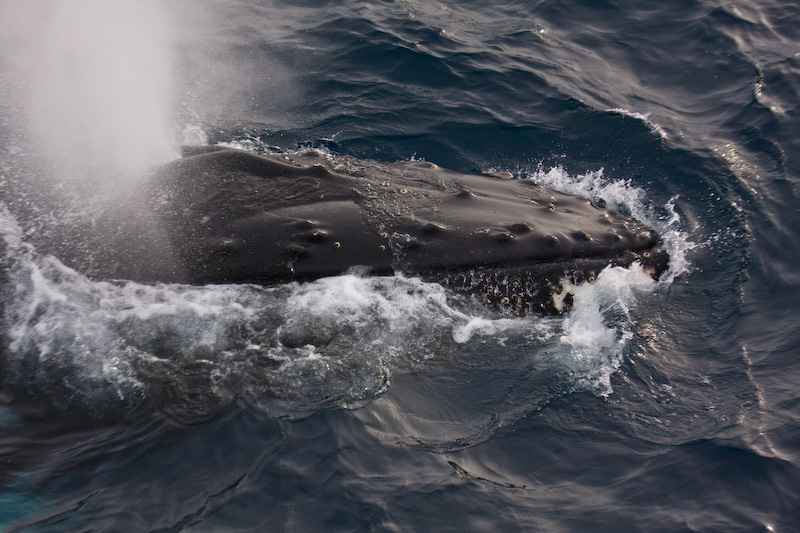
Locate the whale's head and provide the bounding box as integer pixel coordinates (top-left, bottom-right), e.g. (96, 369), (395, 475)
(31, 146), (667, 316)
(130, 147), (668, 315)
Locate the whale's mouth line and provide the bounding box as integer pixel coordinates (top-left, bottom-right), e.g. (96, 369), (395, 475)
(413, 243), (669, 316)
(206, 238), (668, 317)
(73, 244), (665, 316)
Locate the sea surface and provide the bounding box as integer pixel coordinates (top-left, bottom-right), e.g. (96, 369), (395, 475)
(1, 0), (799, 531)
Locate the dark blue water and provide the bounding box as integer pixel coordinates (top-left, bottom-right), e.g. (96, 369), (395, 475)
(1, 0), (799, 531)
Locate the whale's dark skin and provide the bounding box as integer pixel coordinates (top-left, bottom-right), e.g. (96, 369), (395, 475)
(39, 146), (669, 315)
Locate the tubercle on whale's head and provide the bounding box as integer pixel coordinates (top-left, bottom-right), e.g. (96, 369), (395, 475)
(634, 244), (670, 280)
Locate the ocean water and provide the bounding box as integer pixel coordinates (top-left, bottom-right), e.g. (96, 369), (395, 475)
(0, 0), (799, 531)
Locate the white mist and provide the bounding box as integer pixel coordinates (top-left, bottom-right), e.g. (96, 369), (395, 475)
(0, 0), (179, 188)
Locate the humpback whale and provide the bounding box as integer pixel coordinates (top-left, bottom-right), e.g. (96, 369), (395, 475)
(34, 146), (669, 315)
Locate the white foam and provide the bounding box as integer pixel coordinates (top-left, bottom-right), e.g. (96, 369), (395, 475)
(0, 154), (690, 415)
(0, 207), (544, 415)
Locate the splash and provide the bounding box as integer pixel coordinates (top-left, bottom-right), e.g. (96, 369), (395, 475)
(0, 152), (690, 421)
(530, 165), (694, 283)
(559, 263), (657, 394)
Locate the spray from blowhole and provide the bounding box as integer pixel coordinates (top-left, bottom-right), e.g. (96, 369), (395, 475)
(0, 0), (180, 195)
